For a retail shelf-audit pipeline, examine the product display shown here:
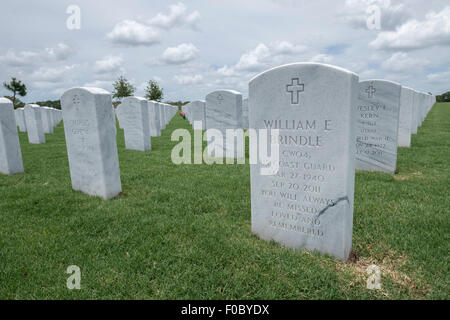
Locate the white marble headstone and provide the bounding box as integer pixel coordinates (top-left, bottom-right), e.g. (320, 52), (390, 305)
(24, 104), (45, 144)
(61, 87), (122, 200)
(0, 98), (24, 175)
(356, 80), (401, 174)
(249, 63), (358, 261)
(159, 103), (166, 130)
(397, 87), (414, 147)
(148, 101), (161, 137)
(119, 96), (151, 151)
(242, 98), (249, 129)
(40, 107), (54, 134)
(186, 100), (206, 130)
(15, 108), (27, 132)
(205, 90), (244, 158)
(115, 104), (124, 129)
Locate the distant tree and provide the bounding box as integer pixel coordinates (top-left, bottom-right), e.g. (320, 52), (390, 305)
(144, 80), (164, 102)
(167, 101), (190, 108)
(3, 77), (27, 108)
(112, 76), (135, 101)
(35, 100), (61, 110)
(436, 91), (450, 102)
(4, 96), (25, 109)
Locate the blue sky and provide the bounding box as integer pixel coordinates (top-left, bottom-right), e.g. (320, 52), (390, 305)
(1, 0), (449, 102)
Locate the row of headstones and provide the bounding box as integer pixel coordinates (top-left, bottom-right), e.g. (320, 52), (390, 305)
(180, 64), (436, 260)
(1, 88), (179, 199)
(0, 100), (62, 175)
(0, 63), (438, 261)
(114, 97), (178, 151)
(182, 81), (435, 174)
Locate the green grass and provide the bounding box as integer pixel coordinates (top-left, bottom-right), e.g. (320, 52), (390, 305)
(0, 103), (449, 300)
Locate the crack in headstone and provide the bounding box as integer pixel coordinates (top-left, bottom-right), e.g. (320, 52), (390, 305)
(316, 196), (350, 218)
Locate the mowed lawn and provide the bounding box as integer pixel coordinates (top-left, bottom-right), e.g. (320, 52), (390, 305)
(0, 103), (448, 300)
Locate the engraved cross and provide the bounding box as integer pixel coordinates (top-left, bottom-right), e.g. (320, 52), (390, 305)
(366, 85), (376, 98)
(286, 78), (304, 104)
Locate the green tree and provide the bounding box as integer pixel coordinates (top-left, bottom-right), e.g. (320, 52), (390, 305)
(112, 76), (135, 101)
(436, 91), (450, 102)
(3, 77), (27, 108)
(144, 80), (164, 102)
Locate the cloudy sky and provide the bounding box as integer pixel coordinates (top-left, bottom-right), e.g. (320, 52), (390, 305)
(1, 0), (449, 102)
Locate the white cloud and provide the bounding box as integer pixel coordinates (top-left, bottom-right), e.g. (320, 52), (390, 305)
(0, 50), (38, 67)
(30, 65), (78, 83)
(341, 0), (410, 30)
(0, 43), (74, 67)
(44, 43), (74, 61)
(217, 65), (237, 77)
(174, 74), (203, 85)
(272, 41), (308, 55)
(149, 2), (200, 30)
(107, 20), (160, 46)
(235, 43), (271, 72)
(82, 80), (114, 91)
(309, 54), (334, 63)
(370, 6), (450, 51)
(219, 41), (307, 77)
(381, 52), (430, 72)
(161, 43), (199, 64)
(94, 55), (124, 75)
(427, 68), (450, 83)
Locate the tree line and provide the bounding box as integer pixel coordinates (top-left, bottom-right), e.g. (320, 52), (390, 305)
(2, 76), (189, 109)
(436, 91), (450, 102)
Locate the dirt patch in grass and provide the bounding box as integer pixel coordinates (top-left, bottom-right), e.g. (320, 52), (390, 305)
(336, 249), (429, 298)
(394, 171), (424, 181)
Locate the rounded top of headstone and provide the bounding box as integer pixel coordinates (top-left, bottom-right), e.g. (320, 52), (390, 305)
(250, 62), (358, 83)
(190, 100), (205, 104)
(122, 96), (147, 102)
(360, 79), (401, 87)
(24, 104), (41, 109)
(0, 97), (13, 104)
(80, 87), (111, 95)
(207, 89), (242, 96)
(62, 87), (111, 99)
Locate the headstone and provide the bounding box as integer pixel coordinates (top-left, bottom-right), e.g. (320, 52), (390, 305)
(15, 108), (27, 132)
(148, 101), (161, 137)
(24, 104), (45, 144)
(115, 104), (124, 129)
(186, 100), (206, 130)
(242, 98), (249, 129)
(0, 98), (24, 175)
(205, 90), (243, 158)
(40, 107), (54, 134)
(356, 80), (401, 174)
(48, 108), (57, 129)
(164, 104), (171, 125)
(411, 90), (419, 134)
(118, 96), (151, 151)
(61, 87), (122, 200)
(249, 63), (358, 261)
(159, 103), (166, 130)
(397, 87), (414, 147)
